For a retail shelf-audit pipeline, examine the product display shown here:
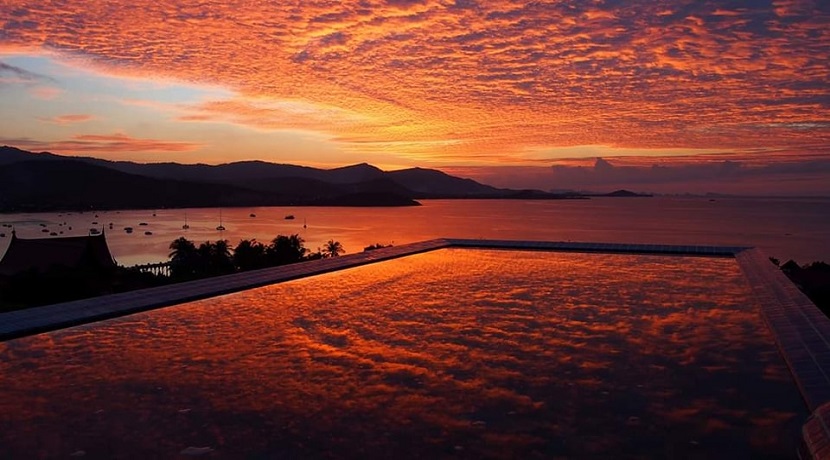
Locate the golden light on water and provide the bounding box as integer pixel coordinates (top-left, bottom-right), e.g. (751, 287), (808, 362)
(0, 249), (806, 457)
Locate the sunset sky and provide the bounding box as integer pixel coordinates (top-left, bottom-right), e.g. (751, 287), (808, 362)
(0, 1), (828, 193)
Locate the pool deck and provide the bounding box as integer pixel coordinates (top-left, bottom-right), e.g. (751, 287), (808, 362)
(737, 249), (830, 411)
(1, 238), (828, 417)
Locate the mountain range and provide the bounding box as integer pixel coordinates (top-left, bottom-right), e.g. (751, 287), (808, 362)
(0, 145), (559, 211)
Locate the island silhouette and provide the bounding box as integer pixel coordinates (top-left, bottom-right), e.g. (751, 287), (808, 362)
(0, 145), (602, 212)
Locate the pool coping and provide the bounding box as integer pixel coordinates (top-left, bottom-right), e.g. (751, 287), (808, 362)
(1, 238), (828, 415)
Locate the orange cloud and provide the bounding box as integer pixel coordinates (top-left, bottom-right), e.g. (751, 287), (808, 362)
(0, 1), (827, 164)
(1, 133), (202, 154)
(36, 113), (94, 124)
(28, 85), (62, 100)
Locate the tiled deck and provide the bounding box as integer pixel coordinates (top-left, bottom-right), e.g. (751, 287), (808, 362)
(1, 238), (828, 434)
(445, 238), (749, 256)
(736, 249), (830, 412)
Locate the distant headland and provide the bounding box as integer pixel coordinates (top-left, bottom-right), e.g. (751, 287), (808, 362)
(0, 146), (599, 212)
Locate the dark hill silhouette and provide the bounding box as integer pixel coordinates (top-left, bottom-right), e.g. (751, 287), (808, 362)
(0, 145), (587, 206)
(234, 177), (413, 203)
(0, 159), (418, 211)
(338, 177), (414, 196)
(244, 176), (344, 198)
(0, 160), (280, 211)
(386, 167), (502, 197)
(82, 159), (321, 184)
(0, 146), (61, 165)
(1, 145), (503, 198)
(323, 163), (386, 184)
(73, 157), (388, 185)
(593, 189), (653, 197)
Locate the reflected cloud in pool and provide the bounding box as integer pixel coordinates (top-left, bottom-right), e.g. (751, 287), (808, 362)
(0, 249), (806, 458)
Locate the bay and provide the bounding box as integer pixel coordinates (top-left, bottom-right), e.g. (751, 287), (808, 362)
(0, 197), (828, 266)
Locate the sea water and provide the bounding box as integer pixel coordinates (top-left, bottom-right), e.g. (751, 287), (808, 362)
(0, 196), (828, 266)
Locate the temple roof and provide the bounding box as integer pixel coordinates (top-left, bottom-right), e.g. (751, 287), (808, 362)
(0, 231), (117, 276)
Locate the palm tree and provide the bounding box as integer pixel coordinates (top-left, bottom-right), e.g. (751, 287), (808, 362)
(210, 239), (234, 274)
(169, 237), (197, 260)
(168, 237), (198, 279)
(233, 239), (267, 271)
(321, 239), (345, 258)
(190, 240), (234, 276)
(267, 234), (307, 265)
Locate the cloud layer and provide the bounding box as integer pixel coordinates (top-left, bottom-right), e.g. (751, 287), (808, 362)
(0, 61), (50, 83)
(1, 0), (828, 164)
(36, 113), (93, 124)
(1, 132), (202, 153)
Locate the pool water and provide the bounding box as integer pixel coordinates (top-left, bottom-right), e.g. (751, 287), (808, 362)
(0, 249), (807, 458)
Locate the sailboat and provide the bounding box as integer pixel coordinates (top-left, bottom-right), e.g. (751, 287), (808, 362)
(182, 213), (190, 230)
(216, 209), (226, 231)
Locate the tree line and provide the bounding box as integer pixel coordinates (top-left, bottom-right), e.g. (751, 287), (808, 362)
(168, 234), (344, 281)
(0, 234), (345, 312)
(772, 257), (830, 316)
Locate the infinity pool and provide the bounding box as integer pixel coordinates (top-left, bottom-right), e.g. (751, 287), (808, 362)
(0, 249), (806, 458)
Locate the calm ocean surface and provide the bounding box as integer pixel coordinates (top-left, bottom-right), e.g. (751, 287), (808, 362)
(1, 197), (828, 266)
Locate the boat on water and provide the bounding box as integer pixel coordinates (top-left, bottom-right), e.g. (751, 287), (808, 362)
(250, 213), (256, 218)
(50, 232), (57, 236)
(285, 215), (295, 220)
(124, 227), (134, 233)
(41, 228), (49, 233)
(139, 222), (148, 226)
(89, 229), (101, 235)
(0, 233), (5, 238)
(216, 209), (226, 231)
(144, 231), (153, 235)
(182, 213), (190, 230)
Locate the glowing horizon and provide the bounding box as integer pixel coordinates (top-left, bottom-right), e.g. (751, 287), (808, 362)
(0, 1), (828, 192)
